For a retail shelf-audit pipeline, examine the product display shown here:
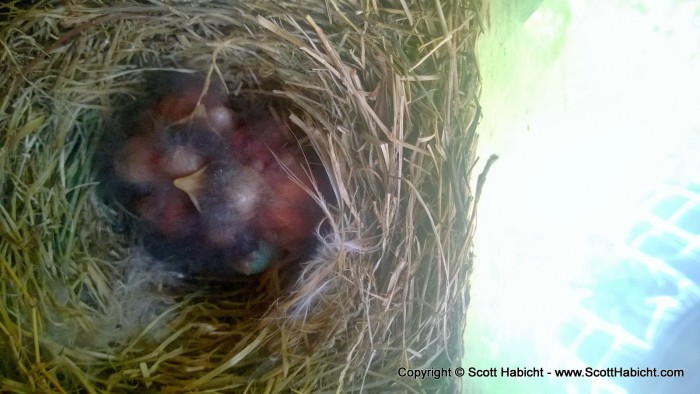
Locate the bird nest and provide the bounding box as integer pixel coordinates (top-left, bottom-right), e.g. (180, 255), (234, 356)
(0, 0), (487, 392)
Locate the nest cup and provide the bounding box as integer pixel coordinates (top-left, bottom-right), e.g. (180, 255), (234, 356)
(0, 0), (487, 392)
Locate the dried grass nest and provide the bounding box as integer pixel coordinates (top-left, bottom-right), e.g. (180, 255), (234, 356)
(0, 0), (487, 392)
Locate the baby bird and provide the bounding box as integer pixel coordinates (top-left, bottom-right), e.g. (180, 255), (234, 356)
(109, 72), (331, 277)
(173, 120), (326, 264)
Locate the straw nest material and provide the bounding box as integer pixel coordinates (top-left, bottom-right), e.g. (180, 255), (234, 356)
(0, 0), (487, 392)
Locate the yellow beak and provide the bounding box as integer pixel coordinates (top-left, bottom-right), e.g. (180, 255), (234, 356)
(173, 165), (208, 212)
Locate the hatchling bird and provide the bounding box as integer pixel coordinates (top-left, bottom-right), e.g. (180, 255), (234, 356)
(109, 71), (331, 275)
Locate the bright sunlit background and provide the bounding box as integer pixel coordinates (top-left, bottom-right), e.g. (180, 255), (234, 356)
(465, 0), (700, 392)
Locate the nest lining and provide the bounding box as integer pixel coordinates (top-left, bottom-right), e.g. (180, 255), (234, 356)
(0, 0), (487, 392)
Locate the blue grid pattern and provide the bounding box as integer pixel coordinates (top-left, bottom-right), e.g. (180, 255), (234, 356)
(556, 183), (700, 393)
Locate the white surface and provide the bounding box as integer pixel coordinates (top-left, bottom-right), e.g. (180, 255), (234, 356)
(465, 0), (700, 391)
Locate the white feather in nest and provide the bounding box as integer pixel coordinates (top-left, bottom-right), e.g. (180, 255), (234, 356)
(44, 250), (184, 349)
(278, 233), (368, 319)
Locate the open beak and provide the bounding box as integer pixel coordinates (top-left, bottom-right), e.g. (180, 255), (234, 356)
(173, 165), (208, 212)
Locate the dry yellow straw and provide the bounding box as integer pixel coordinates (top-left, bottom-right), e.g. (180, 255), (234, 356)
(0, 0), (488, 391)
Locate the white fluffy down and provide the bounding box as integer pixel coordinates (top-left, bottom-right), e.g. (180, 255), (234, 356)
(45, 251), (183, 349)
